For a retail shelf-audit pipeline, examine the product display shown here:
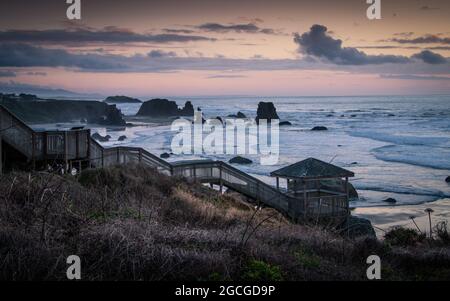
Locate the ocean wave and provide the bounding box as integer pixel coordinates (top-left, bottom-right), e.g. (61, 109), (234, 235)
(349, 130), (450, 146)
(372, 145), (450, 170)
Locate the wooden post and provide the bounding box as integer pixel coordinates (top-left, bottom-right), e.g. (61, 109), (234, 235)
(219, 165), (223, 193)
(276, 177), (279, 190)
(75, 131), (79, 159)
(303, 179), (307, 218)
(345, 177), (349, 214)
(87, 129), (91, 159)
(138, 149), (142, 162)
(64, 132), (69, 172)
(31, 132), (36, 170)
(101, 148), (104, 167)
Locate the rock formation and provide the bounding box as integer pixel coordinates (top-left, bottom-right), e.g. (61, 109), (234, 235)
(311, 126), (328, 131)
(104, 96), (141, 103)
(229, 156), (253, 165)
(136, 99), (194, 117)
(255, 102), (279, 124)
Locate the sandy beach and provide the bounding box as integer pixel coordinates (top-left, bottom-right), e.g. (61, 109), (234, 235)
(353, 198), (450, 238)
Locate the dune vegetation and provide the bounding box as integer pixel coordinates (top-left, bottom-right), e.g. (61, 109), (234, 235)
(0, 165), (449, 281)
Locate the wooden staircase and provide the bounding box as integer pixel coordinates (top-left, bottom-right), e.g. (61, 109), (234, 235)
(1, 104), (349, 220)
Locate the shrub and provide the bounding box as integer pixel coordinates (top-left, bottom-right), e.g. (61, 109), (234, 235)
(384, 227), (425, 246)
(434, 221), (450, 245)
(242, 260), (284, 281)
(294, 248), (321, 269)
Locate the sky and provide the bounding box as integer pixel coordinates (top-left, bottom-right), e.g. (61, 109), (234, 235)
(0, 0), (449, 97)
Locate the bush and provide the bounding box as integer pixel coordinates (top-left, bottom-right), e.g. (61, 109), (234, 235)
(384, 227), (425, 246)
(294, 248), (321, 269)
(242, 260), (283, 281)
(434, 221), (450, 245)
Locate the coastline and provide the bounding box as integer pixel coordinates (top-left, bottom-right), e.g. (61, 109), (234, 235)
(353, 198), (450, 238)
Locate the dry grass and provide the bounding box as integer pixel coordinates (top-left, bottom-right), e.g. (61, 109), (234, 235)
(0, 164), (449, 280)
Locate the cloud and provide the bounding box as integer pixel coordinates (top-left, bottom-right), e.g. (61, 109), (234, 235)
(148, 50), (177, 58)
(0, 43), (126, 70)
(206, 74), (247, 79)
(388, 35), (450, 45)
(294, 25), (411, 65)
(0, 28), (215, 45)
(420, 6), (439, 10)
(197, 23), (278, 35)
(0, 70), (16, 77)
(162, 28), (196, 34)
(380, 74), (450, 81)
(26, 71), (47, 76)
(412, 50), (447, 64)
(0, 42), (448, 76)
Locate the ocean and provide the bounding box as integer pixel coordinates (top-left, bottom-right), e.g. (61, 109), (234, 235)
(72, 95), (450, 208)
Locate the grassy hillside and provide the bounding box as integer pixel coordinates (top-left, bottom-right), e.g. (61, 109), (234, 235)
(0, 165), (449, 280)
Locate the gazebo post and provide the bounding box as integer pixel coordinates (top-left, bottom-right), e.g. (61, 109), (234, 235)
(303, 179), (307, 218)
(345, 176), (349, 212)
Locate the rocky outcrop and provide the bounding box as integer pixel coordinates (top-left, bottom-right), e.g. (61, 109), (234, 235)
(96, 105), (126, 126)
(446, 176), (450, 183)
(0, 97), (126, 125)
(382, 198), (397, 204)
(279, 121), (292, 126)
(92, 133), (111, 142)
(104, 96), (141, 103)
(160, 153), (170, 159)
(311, 126), (328, 131)
(118, 135), (127, 141)
(319, 179), (358, 199)
(229, 156), (253, 165)
(228, 111), (247, 119)
(256, 102), (279, 124)
(179, 101), (194, 116)
(136, 99), (194, 117)
(337, 216), (376, 238)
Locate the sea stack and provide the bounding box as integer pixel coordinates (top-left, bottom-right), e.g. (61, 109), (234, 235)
(255, 102), (279, 124)
(137, 99), (194, 117)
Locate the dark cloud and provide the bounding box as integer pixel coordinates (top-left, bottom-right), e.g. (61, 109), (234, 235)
(148, 50), (177, 58)
(388, 35), (450, 45)
(0, 43), (125, 70)
(206, 74), (247, 79)
(412, 50), (447, 64)
(381, 74), (450, 80)
(26, 71), (47, 76)
(0, 28), (215, 44)
(0, 42), (448, 75)
(162, 28), (196, 34)
(420, 6), (439, 10)
(294, 25), (410, 65)
(0, 70), (16, 77)
(197, 23), (278, 35)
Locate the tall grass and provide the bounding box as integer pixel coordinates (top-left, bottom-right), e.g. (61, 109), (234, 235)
(0, 164), (449, 280)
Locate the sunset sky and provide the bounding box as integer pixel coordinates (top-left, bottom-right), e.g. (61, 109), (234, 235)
(0, 0), (449, 97)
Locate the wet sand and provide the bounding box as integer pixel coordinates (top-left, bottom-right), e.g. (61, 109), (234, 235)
(353, 198), (450, 238)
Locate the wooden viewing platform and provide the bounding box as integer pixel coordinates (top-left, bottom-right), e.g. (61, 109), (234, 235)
(1, 104), (351, 220)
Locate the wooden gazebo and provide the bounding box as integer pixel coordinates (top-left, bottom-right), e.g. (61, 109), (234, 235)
(270, 158), (355, 217)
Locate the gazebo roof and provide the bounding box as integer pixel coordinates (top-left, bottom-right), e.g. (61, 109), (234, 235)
(270, 158), (354, 179)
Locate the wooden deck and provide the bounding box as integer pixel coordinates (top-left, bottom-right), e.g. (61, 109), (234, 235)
(1, 104), (349, 220)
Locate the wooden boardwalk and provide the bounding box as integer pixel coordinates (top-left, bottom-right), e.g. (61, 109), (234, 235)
(1, 104), (349, 220)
